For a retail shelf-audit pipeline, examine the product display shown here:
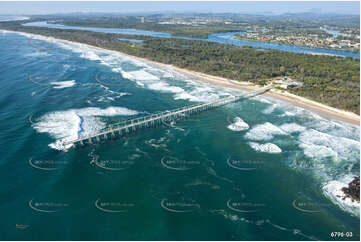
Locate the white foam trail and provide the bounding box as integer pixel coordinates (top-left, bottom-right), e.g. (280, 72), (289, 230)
(80, 51), (102, 61)
(121, 70), (159, 81)
(248, 142), (282, 153)
(32, 106), (139, 150)
(227, 117), (249, 131)
(51, 80), (76, 89)
(148, 82), (184, 93)
(245, 122), (286, 141)
(323, 174), (360, 217)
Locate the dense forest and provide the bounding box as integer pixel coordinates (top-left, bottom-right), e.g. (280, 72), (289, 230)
(1, 22), (359, 114)
(56, 17), (242, 39)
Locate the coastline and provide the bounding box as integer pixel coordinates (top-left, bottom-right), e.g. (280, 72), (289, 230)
(234, 36), (359, 54)
(5, 29), (360, 126)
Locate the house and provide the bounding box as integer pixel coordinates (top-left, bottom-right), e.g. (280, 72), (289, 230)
(272, 77), (303, 89)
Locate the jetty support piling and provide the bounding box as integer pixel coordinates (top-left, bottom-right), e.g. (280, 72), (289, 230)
(62, 86), (271, 149)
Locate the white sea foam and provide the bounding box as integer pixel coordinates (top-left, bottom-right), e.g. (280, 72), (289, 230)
(248, 142), (282, 153)
(80, 51), (102, 61)
(51, 80), (76, 89)
(174, 91), (221, 102)
(262, 104), (276, 114)
(121, 70), (159, 81)
(9, 30), (233, 103)
(323, 174), (360, 217)
(148, 82), (184, 93)
(299, 129), (360, 160)
(245, 122), (286, 141)
(279, 123), (306, 134)
(33, 106), (139, 150)
(96, 85), (130, 103)
(227, 117), (249, 131)
(284, 111), (296, 116)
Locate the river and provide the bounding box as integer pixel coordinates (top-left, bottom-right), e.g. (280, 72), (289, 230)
(23, 21), (360, 59)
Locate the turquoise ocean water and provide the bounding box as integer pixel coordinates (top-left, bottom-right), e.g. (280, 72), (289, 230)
(0, 30), (359, 240)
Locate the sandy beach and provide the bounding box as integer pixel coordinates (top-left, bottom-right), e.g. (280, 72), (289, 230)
(8, 30), (360, 126)
(102, 44), (360, 126)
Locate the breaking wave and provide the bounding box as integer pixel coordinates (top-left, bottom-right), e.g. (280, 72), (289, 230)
(32, 106), (139, 150)
(227, 117), (249, 131)
(248, 142), (282, 154)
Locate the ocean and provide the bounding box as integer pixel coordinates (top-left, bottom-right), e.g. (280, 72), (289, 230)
(0, 30), (359, 240)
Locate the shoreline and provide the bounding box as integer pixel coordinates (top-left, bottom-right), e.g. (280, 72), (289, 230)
(5, 29), (360, 126)
(234, 36), (359, 55)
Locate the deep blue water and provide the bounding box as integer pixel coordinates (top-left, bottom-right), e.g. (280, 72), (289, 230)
(0, 30), (359, 240)
(23, 21), (360, 58)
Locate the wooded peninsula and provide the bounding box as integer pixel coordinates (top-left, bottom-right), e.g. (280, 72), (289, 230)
(1, 21), (359, 114)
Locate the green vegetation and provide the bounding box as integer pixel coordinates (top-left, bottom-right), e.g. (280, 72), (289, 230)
(1, 22), (359, 114)
(56, 16), (242, 38)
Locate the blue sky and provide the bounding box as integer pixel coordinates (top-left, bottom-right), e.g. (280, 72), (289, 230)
(0, 1), (359, 15)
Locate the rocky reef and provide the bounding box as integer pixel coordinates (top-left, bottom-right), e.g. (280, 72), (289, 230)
(341, 176), (360, 202)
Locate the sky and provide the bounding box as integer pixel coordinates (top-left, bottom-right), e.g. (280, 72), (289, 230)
(0, 1), (359, 15)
